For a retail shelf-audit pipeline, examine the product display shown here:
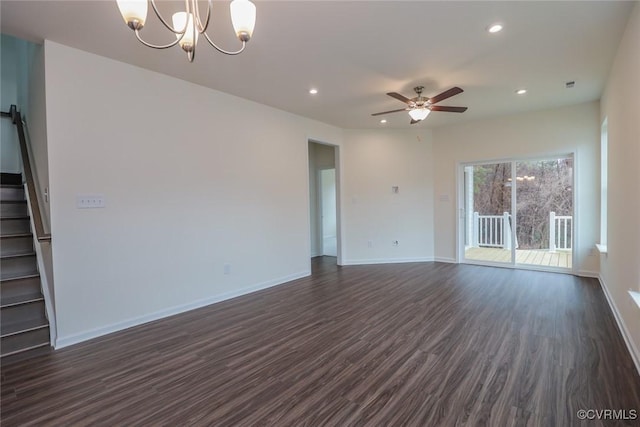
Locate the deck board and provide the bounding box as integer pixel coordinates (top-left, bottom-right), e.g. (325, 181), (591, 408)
(465, 247), (572, 269)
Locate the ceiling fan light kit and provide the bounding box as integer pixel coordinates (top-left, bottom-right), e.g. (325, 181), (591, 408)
(408, 108), (430, 121)
(116, 0), (256, 62)
(372, 85), (468, 124)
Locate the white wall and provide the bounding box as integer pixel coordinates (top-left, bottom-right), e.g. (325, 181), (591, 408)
(599, 2), (640, 369)
(342, 129), (434, 264)
(43, 41), (343, 347)
(433, 101), (600, 275)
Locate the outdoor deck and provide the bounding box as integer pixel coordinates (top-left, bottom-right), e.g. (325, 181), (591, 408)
(465, 247), (572, 269)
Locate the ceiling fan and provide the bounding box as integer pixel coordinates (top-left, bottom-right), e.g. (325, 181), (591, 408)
(372, 86), (468, 124)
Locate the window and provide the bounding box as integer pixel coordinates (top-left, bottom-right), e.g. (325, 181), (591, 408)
(598, 118), (608, 251)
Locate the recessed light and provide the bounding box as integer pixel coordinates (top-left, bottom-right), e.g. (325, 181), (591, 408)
(309, 88), (318, 95)
(516, 89), (527, 95)
(488, 23), (503, 33)
(380, 119), (387, 124)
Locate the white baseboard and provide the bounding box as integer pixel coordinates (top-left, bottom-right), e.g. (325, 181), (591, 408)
(434, 257), (457, 264)
(55, 270), (310, 349)
(598, 274), (640, 376)
(577, 270), (599, 278)
(341, 257), (433, 266)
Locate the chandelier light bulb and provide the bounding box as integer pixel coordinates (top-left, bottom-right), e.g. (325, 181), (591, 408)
(230, 0), (257, 42)
(116, 0), (148, 29)
(172, 12), (198, 52)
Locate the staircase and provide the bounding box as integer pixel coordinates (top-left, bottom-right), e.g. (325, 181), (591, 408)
(1, 172), (50, 362)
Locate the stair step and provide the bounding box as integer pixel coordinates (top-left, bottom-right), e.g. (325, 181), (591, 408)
(0, 234), (33, 257)
(0, 253), (38, 280)
(1, 316), (48, 337)
(1, 200), (27, 217)
(1, 320), (49, 360)
(1, 342), (50, 363)
(0, 185), (25, 201)
(0, 251), (37, 257)
(1, 292), (44, 308)
(0, 296), (46, 325)
(0, 216), (31, 235)
(0, 173), (22, 186)
(0, 274), (41, 299)
(0, 232), (32, 238)
(0, 171), (49, 362)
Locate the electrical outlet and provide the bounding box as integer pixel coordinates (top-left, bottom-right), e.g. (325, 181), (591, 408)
(367, 240), (373, 248)
(223, 264), (231, 275)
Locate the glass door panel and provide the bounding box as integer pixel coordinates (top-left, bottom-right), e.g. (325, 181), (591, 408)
(515, 158), (573, 269)
(463, 162), (514, 265)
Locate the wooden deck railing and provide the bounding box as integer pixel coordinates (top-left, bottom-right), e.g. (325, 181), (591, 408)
(473, 211), (572, 252)
(473, 212), (512, 249)
(550, 212), (572, 252)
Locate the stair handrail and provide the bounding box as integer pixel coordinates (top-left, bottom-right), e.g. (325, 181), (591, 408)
(2, 105), (51, 242)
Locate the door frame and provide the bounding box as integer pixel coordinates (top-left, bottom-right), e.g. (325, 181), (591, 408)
(306, 138), (343, 266)
(457, 152), (576, 274)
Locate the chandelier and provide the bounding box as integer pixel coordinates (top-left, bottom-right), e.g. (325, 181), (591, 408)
(116, 0), (256, 62)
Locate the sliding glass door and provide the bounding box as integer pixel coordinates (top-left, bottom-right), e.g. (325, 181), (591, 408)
(461, 156), (573, 271)
(515, 158), (573, 269)
(463, 162), (514, 265)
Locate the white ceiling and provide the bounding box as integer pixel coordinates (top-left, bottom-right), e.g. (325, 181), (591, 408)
(0, 1), (634, 129)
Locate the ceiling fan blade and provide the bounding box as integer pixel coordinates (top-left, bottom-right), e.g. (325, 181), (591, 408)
(428, 87), (463, 104)
(429, 105), (468, 113)
(371, 108), (408, 116)
(410, 118), (420, 125)
(387, 92), (412, 104)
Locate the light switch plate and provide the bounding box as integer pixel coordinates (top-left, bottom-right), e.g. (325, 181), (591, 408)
(76, 194), (106, 209)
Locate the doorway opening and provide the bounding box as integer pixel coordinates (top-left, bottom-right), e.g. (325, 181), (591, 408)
(460, 155), (574, 272)
(320, 169), (337, 256)
(308, 141), (340, 268)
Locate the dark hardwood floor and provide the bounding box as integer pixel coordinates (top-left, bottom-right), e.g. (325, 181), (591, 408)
(2, 258), (639, 426)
